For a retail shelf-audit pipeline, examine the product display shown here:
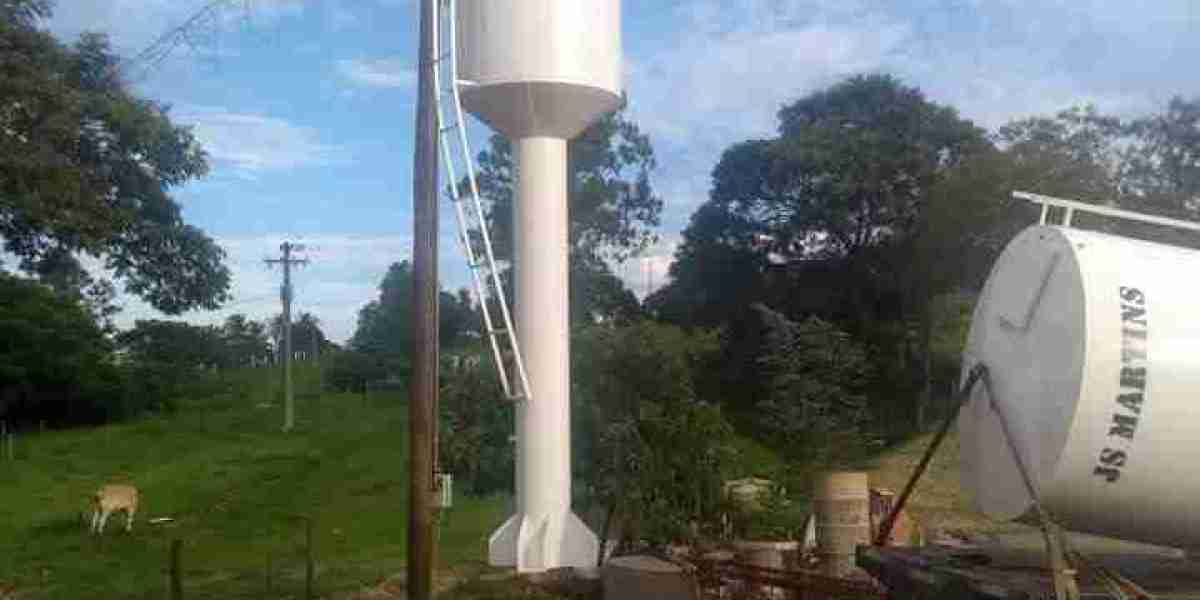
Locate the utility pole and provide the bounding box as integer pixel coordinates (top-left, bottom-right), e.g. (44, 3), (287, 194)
(409, 0), (439, 596)
(265, 241), (308, 432)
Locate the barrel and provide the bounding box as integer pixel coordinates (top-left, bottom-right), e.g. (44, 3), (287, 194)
(814, 471), (870, 577)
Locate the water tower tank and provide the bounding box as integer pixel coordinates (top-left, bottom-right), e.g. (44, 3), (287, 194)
(455, 0), (622, 139)
(961, 224), (1200, 549)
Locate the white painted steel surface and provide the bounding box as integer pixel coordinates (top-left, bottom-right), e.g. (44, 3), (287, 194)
(961, 224), (1200, 549)
(455, 0), (622, 138)
(488, 138), (599, 571)
(456, 0), (621, 571)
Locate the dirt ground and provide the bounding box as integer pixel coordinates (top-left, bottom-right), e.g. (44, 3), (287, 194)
(932, 528), (1200, 598)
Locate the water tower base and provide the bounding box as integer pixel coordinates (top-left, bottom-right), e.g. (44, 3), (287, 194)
(488, 510), (599, 572)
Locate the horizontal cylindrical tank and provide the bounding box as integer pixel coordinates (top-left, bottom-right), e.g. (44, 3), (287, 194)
(455, 0), (622, 138)
(961, 224), (1200, 549)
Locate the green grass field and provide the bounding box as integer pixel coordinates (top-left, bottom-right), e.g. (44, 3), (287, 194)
(0, 364), (510, 599)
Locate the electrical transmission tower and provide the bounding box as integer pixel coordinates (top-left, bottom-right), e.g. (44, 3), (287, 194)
(265, 241), (309, 432)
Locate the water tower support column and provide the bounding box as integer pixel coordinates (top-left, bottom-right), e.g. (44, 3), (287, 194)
(488, 136), (599, 572)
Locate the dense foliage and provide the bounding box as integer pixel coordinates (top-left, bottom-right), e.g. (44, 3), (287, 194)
(473, 99), (656, 324)
(348, 261), (478, 379)
(0, 273), (122, 425)
(651, 74), (1200, 448)
(0, 0), (237, 429)
(0, 0), (230, 313)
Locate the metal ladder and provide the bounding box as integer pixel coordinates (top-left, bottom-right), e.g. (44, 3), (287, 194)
(431, 0), (531, 403)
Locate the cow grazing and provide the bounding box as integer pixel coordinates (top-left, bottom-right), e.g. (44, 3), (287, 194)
(90, 484), (139, 534)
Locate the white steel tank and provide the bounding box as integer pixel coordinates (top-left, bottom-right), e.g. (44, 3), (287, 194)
(455, 0), (622, 139)
(961, 224), (1200, 549)
(454, 0), (621, 573)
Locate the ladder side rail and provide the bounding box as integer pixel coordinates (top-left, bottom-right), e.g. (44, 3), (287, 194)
(447, 0), (532, 401)
(1014, 191), (1200, 234)
(433, 0), (519, 400)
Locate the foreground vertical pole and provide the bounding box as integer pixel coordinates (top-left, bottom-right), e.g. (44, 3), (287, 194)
(408, 0), (439, 597)
(305, 517), (315, 600)
(169, 539), (183, 600)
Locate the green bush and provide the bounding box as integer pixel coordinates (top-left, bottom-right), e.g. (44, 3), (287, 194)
(572, 321), (737, 548)
(0, 273), (126, 426)
(327, 349), (387, 394)
(437, 354), (513, 496)
(753, 305), (876, 455)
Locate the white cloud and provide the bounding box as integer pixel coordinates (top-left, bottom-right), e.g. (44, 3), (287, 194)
(176, 107), (343, 174)
(335, 57), (416, 89)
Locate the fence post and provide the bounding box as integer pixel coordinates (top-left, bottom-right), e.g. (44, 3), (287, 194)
(305, 516), (315, 600)
(169, 539), (183, 600)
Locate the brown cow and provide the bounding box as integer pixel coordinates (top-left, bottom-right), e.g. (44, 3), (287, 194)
(90, 484), (139, 534)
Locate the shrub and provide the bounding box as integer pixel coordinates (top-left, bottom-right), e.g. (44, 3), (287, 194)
(753, 304), (876, 456)
(573, 321), (736, 549)
(437, 354), (513, 496)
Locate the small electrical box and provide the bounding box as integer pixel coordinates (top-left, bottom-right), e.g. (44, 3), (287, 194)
(435, 473), (453, 509)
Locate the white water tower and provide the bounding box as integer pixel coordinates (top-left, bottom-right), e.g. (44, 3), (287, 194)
(962, 193), (1200, 550)
(454, 0), (622, 572)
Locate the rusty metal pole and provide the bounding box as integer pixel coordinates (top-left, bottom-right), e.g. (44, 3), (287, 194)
(408, 0), (439, 597)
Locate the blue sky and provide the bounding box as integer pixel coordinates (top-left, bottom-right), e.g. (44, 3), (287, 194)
(48, 0), (1200, 343)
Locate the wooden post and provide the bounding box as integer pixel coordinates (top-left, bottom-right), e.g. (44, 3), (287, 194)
(169, 539), (183, 600)
(409, 0), (440, 598)
(305, 517), (315, 600)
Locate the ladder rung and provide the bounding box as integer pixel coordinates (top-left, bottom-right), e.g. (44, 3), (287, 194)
(434, 32), (529, 406)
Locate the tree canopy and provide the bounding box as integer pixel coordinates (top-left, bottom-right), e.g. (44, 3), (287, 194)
(1, 0), (230, 313)
(654, 75), (990, 329)
(349, 261), (478, 375)
(472, 99), (657, 324)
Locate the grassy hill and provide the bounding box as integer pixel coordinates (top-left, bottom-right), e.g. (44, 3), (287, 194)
(0, 363), (508, 599)
(863, 429), (1028, 538)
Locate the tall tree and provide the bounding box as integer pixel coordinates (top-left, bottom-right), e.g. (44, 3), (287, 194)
(1119, 96), (1200, 247)
(472, 100), (660, 323)
(0, 2), (230, 313)
(659, 75), (989, 330)
(117, 320), (223, 370)
(349, 261), (478, 374)
(220, 313), (271, 367)
(657, 74), (990, 431)
(270, 312), (328, 359)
